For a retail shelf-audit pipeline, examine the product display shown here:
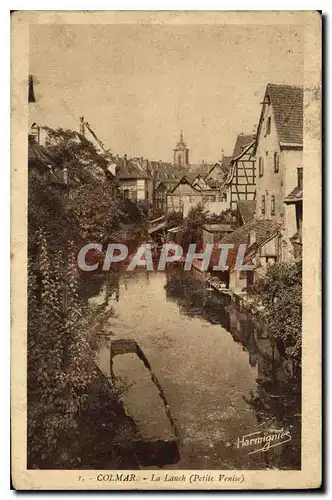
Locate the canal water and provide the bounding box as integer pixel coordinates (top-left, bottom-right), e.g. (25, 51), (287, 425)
(85, 268), (301, 470)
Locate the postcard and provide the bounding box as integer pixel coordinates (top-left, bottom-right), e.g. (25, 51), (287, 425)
(11, 10), (321, 490)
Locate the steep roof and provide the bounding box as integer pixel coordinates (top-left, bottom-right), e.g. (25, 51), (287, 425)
(205, 158), (231, 186)
(232, 134), (256, 159)
(221, 156), (232, 172)
(237, 200), (256, 224)
(168, 176), (201, 194)
(116, 157), (151, 179)
(284, 185), (303, 204)
(265, 84), (303, 145)
(210, 218), (278, 268)
(221, 218), (278, 247)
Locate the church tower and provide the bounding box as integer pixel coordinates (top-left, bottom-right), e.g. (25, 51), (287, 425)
(173, 131), (189, 168)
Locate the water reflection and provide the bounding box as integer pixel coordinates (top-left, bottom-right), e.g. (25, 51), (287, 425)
(164, 269), (301, 470)
(80, 268), (301, 470)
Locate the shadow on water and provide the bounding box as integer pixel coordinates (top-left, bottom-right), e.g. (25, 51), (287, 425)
(164, 268), (301, 470)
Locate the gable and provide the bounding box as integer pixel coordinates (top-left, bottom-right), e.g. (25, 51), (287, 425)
(171, 180), (200, 196)
(255, 84), (303, 153)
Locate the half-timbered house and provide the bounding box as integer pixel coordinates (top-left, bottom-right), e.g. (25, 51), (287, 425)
(225, 134), (256, 210)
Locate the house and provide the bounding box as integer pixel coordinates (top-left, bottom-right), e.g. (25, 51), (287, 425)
(216, 83), (303, 295)
(205, 155), (231, 191)
(165, 170), (230, 217)
(153, 179), (180, 216)
(166, 176), (203, 213)
(116, 155), (154, 207)
(253, 83), (303, 261)
(225, 134), (256, 210)
(192, 174), (209, 191)
(202, 224), (233, 248)
(210, 218), (279, 294)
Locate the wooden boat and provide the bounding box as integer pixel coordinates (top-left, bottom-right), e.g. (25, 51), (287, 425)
(101, 338), (180, 467)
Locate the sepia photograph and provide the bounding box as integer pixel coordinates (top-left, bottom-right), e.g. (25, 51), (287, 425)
(11, 10), (321, 490)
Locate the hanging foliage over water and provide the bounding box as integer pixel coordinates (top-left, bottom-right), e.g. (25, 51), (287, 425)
(249, 260), (302, 370)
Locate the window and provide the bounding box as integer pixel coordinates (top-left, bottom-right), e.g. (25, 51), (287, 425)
(261, 195), (266, 215)
(266, 117), (271, 135)
(297, 168), (303, 189)
(123, 189), (129, 199)
(271, 195), (276, 216)
(259, 157), (264, 177)
(274, 152), (279, 173)
(222, 192), (227, 202)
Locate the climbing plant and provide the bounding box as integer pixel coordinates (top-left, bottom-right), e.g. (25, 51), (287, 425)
(28, 230), (98, 467)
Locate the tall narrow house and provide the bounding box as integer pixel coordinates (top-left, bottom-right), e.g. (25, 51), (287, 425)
(253, 83), (303, 261)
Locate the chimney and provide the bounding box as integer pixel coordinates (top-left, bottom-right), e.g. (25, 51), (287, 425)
(123, 154), (127, 168)
(79, 116), (85, 136)
(220, 149), (224, 165)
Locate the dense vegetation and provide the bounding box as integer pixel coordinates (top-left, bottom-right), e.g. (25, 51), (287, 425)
(249, 260), (302, 374)
(176, 204), (237, 249)
(28, 128), (145, 468)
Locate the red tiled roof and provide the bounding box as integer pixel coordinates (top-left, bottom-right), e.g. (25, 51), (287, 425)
(267, 84), (303, 145)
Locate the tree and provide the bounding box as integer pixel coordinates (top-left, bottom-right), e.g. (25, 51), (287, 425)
(165, 211), (183, 229)
(249, 260), (302, 371)
(178, 204), (208, 250)
(206, 208), (238, 227)
(27, 127), (146, 467)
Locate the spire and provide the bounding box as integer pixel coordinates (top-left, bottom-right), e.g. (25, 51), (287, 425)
(180, 130), (184, 143)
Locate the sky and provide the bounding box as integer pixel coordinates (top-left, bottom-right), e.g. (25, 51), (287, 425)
(29, 23), (304, 163)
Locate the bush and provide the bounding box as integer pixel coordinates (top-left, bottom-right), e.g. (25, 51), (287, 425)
(249, 260), (302, 370)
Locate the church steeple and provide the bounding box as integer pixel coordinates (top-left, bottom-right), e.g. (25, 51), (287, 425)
(173, 130), (189, 168)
